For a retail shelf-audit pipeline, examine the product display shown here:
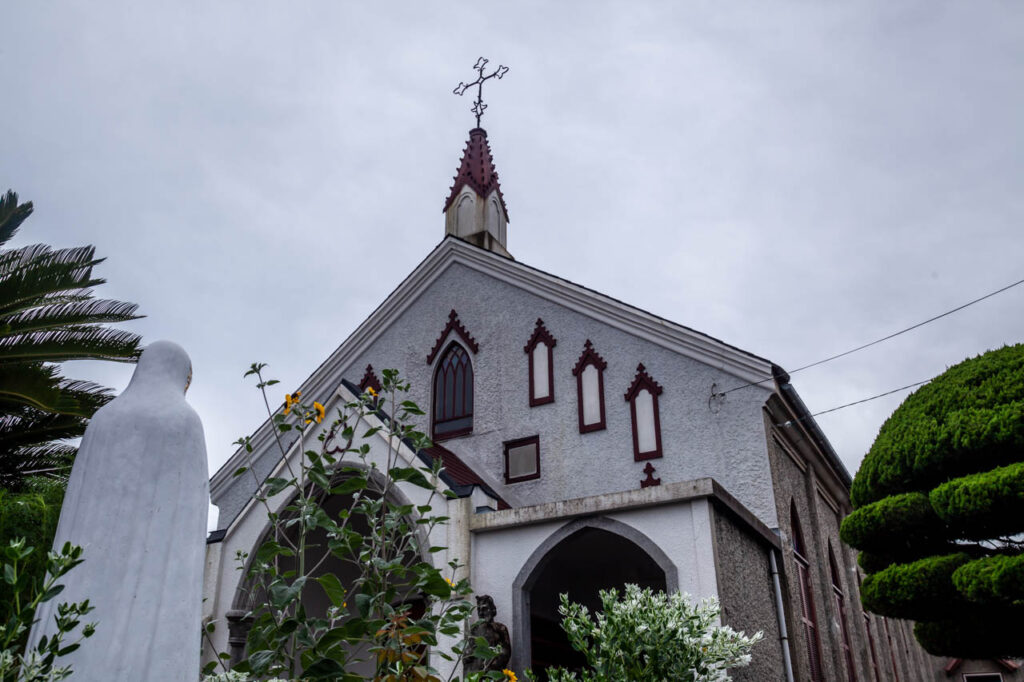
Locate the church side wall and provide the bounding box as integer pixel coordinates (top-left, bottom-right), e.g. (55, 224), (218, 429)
(709, 504), (785, 681)
(763, 407), (941, 682)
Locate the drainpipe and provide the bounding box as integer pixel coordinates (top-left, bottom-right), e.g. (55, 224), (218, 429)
(770, 550), (795, 682)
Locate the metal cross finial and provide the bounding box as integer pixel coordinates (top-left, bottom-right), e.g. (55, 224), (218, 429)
(453, 57), (509, 128)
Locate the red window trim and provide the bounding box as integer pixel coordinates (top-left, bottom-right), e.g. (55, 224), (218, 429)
(358, 364), (383, 394)
(503, 434), (541, 484)
(624, 363), (663, 461)
(426, 309), (479, 364)
(523, 318), (556, 407)
(572, 340), (607, 433)
(829, 544), (857, 682)
(432, 342), (474, 441)
(791, 503), (824, 682)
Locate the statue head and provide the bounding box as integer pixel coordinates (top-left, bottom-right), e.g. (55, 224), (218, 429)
(476, 594), (497, 622)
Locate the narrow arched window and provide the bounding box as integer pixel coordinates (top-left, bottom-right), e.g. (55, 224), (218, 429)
(829, 543), (857, 682)
(625, 364), (663, 461)
(433, 343), (473, 440)
(524, 319), (556, 407)
(572, 340), (607, 433)
(791, 503), (824, 682)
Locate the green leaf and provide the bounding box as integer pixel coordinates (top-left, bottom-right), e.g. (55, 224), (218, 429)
(3, 563), (15, 585)
(264, 477), (292, 497)
(232, 466), (248, 477)
(330, 477), (367, 495)
(316, 573), (347, 608)
(390, 466), (433, 490)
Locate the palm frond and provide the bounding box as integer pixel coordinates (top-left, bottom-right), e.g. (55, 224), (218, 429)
(0, 442), (75, 490)
(0, 326), (141, 363)
(0, 364), (115, 416)
(0, 362), (63, 413)
(1, 299), (142, 338)
(0, 247), (106, 316)
(0, 190), (33, 248)
(0, 411), (88, 453)
(0, 191), (142, 489)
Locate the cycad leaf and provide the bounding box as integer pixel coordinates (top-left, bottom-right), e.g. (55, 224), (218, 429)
(0, 327), (141, 363)
(0, 299), (142, 338)
(0, 190), (33, 248)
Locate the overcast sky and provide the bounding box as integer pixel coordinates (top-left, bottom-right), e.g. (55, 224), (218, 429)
(5, 2), (1023, 514)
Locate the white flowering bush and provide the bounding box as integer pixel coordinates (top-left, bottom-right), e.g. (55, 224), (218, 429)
(543, 584), (761, 682)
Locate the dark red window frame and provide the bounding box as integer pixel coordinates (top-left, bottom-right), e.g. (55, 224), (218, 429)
(432, 342), (474, 440)
(791, 503), (824, 682)
(524, 318), (556, 407)
(864, 612), (881, 682)
(503, 434), (541, 484)
(829, 544), (857, 682)
(624, 363), (663, 461)
(571, 340), (607, 433)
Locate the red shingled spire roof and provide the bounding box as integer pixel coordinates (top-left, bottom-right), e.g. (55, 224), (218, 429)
(443, 128), (509, 219)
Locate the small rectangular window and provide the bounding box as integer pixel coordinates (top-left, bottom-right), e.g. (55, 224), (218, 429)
(504, 435), (540, 483)
(964, 675), (1004, 682)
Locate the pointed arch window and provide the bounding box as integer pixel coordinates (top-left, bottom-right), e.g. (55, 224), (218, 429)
(791, 503), (824, 682)
(829, 543), (857, 682)
(625, 364), (663, 461)
(433, 343), (474, 440)
(572, 340), (607, 433)
(524, 319), (556, 407)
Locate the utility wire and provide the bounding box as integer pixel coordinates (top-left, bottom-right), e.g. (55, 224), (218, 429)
(717, 275), (1024, 398)
(780, 379), (932, 427)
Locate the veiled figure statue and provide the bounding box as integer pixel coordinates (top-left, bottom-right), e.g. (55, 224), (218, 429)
(27, 341), (209, 681)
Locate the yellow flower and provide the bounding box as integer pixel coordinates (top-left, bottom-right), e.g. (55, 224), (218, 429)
(283, 390), (301, 415)
(502, 670), (517, 682)
(366, 386), (378, 397)
(313, 401), (325, 423)
(444, 577), (455, 588)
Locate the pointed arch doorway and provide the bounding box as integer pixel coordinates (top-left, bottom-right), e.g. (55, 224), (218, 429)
(511, 517), (678, 679)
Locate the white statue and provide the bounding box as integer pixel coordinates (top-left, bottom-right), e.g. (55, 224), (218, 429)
(29, 340), (209, 681)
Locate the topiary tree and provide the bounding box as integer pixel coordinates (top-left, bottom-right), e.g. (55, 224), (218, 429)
(840, 343), (1024, 657)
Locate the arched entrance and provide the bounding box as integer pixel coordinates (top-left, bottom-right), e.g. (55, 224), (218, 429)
(228, 470), (430, 677)
(512, 517), (677, 679)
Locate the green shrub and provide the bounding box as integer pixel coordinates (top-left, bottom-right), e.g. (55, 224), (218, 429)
(929, 462), (1024, 540)
(860, 553), (970, 620)
(857, 551), (894, 575)
(952, 553), (1024, 603)
(0, 479), (65, 626)
(839, 492), (943, 556)
(851, 344), (1024, 508)
(914, 606), (1024, 658)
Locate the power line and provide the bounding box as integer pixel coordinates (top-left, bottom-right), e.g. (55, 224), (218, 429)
(717, 275), (1024, 398)
(780, 379), (932, 427)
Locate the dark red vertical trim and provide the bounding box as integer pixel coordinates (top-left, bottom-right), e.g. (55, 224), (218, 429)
(524, 318), (556, 407)
(572, 340), (607, 433)
(624, 363), (664, 461)
(829, 545), (857, 682)
(791, 503), (824, 682)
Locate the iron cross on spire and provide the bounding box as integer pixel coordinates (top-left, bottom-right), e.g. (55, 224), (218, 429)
(453, 57), (509, 128)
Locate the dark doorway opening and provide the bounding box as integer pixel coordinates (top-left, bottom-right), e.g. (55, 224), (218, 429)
(527, 527), (667, 679)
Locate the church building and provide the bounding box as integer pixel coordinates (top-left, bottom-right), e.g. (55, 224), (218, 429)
(202, 121), (946, 681)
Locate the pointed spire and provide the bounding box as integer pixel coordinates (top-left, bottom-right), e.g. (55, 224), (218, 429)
(444, 128), (508, 216)
(443, 128), (511, 257)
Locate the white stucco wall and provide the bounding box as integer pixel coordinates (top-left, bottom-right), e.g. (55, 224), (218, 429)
(212, 242), (779, 534)
(470, 498), (719, 673)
